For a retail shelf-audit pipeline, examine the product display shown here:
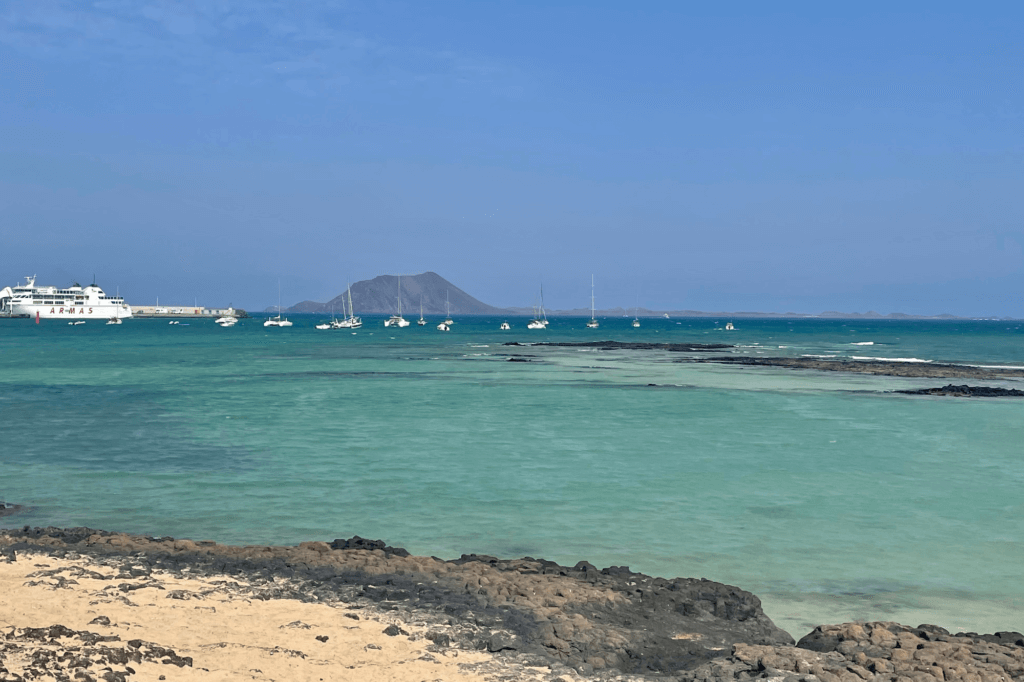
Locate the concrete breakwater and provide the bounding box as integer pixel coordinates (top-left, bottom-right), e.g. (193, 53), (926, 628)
(130, 306), (248, 319)
(2, 527), (1022, 680)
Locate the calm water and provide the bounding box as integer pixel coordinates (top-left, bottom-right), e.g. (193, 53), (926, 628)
(2, 315), (1023, 638)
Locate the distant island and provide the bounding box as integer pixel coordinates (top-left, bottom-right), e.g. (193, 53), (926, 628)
(274, 272), (993, 320)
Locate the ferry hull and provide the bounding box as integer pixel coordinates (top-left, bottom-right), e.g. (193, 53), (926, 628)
(12, 303), (133, 320)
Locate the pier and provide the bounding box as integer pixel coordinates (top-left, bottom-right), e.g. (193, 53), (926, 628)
(130, 306), (248, 319)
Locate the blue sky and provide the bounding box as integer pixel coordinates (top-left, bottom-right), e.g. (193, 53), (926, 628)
(1, 2), (1021, 315)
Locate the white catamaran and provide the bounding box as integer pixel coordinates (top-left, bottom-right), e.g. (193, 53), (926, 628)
(264, 282), (293, 327)
(1, 276), (132, 320)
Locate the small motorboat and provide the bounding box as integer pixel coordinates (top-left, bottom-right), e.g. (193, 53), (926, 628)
(436, 322), (450, 332)
(500, 321), (510, 330)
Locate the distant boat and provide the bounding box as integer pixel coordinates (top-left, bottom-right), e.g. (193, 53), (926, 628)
(333, 283), (362, 329)
(444, 290), (453, 325)
(107, 298), (123, 325)
(725, 321), (735, 331)
(587, 275), (599, 328)
(384, 275), (410, 327)
(418, 296), (427, 325)
(633, 293), (640, 327)
(500, 321), (510, 330)
(265, 281), (292, 327)
(436, 322), (450, 331)
(528, 285), (549, 329)
(217, 316), (237, 327)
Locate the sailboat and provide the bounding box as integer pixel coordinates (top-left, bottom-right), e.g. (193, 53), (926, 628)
(418, 296), (427, 325)
(444, 290), (453, 325)
(384, 276), (410, 327)
(265, 281), (293, 327)
(335, 283), (362, 328)
(107, 286), (123, 324)
(586, 275), (599, 328)
(527, 285), (549, 329)
(632, 292), (640, 328)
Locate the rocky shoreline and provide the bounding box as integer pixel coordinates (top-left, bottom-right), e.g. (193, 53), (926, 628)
(690, 356), (1024, 380)
(895, 384), (1024, 397)
(2, 527), (1022, 681)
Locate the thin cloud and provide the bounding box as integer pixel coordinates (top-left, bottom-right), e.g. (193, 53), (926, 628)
(0, 1), (524, 95)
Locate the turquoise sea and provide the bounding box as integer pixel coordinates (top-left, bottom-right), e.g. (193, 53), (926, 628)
(1, 315), (1022, 638)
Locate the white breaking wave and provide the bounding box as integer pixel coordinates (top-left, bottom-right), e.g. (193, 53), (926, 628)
(851, 356), (933, 363)
(851, 342), (875, 346)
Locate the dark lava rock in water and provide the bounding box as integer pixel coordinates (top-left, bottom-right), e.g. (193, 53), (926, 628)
(506, 340), (732, 352)
(0, 501), (24, 517)
(896, 384), (1024, 397)
(329, 535), (410, 557)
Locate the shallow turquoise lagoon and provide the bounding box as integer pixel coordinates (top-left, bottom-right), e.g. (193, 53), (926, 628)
(1, 316), (1022, 637)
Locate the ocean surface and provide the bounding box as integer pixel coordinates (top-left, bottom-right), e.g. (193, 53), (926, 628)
(2, 314), (1022, 638)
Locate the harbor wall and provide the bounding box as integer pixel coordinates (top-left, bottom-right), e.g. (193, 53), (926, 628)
(130, 306), (248, 318)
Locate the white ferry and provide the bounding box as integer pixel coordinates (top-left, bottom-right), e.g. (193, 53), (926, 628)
(0, 276), (133, 320)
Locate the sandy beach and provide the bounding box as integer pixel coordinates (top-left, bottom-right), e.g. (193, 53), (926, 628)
(0, 550), (510, 682)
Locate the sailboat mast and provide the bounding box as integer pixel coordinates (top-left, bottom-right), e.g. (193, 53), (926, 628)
(348, 283), (354, 319)
(398, 276), (402, 316)
(591, 274), (595, 319)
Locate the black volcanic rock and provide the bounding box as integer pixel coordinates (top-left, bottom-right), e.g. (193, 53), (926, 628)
(0, 501), (23, 517)
(676, 621), (1024, 682)
(896, 384), (1024, 397)
(286, 272), (507, 315)
(507, 341), (733, 352)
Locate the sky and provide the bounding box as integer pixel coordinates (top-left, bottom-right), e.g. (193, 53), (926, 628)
(1, 1), (1021, 315)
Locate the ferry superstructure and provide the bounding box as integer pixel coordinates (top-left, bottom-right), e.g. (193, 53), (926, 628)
(0, 276), (133, 320)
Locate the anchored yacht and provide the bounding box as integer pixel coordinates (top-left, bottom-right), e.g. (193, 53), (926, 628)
(586, 275), (599, 328)
(527, 285), (549, 329)
(384, 276), (410, 327)
(0, 276), (132, 320)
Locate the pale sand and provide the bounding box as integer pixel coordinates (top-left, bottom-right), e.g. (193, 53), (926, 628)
(0, 550), (551, 682)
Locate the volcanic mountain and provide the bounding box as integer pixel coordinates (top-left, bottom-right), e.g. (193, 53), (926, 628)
(285, 272), (506, 315)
